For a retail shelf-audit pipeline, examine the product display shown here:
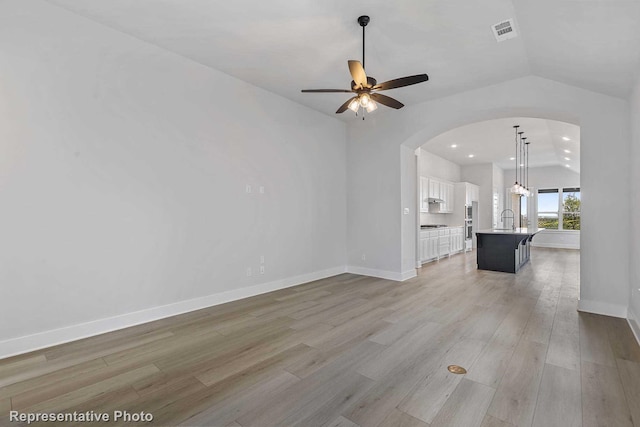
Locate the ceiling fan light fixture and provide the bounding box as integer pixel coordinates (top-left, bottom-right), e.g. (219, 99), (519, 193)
(348, 98), (360, 112)
(366, 101), (378, 113)
(359, 93), (371, 107)
(300, 16), (428, 116)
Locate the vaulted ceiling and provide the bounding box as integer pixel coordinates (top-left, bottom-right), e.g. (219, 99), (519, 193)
(423, 117), (581, 173)
(47, 0), (640, 119)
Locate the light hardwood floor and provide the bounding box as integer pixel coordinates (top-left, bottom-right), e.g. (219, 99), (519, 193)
(1, 248), (639, 427)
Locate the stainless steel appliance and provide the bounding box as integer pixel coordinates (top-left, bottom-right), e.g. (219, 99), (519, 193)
(464, 202), (477, 251)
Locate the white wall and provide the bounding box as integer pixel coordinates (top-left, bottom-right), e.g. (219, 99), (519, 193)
(629, 72), (640, 338)
(347, 75), (631, 319)
(0, 1), (347, 357)
(419, 148), (462, 182)
(401, 146), (418, 278)
(418, 149), (461, 225)
(460, 164), (494, 231)
(515, 165), (580, 189)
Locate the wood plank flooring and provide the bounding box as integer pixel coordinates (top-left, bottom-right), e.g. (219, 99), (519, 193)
(1, 248), (639, 426)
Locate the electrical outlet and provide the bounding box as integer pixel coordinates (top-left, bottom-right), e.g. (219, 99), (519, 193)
(245, 185), (252, 194)
(259, 186), (265, 194)
(260, 266), (265, 274)
(403, 207), (410, 215)
(246, 267), (252, 277)
(361, 254), (366, 261)
(260, 255), (265, 264)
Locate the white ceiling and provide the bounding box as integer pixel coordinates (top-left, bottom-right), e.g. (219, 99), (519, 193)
(423, 117), (581, 174)
(46, 0), (640, 120)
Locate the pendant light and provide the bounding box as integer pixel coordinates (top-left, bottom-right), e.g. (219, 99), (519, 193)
(525, 138), (531, 197)
(521, 136), (528, 196)
(511, 125), (520, 194)
(511, 125), (531, 197)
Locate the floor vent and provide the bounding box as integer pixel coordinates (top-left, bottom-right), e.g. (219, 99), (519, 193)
(447, 365), (467, 374)
(492, 19), (517, 42)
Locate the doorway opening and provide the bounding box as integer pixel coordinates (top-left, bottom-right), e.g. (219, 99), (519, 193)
(412, 117), (580, 273)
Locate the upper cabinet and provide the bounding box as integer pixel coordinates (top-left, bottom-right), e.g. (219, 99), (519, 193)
(428, 179), (441, 200)
(466, 183), (480, 205)
(425, 177), (454, 213)
(440, 181), (455, 213)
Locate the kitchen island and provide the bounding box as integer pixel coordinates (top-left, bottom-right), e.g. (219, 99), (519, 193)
(475, 228), (544, 273)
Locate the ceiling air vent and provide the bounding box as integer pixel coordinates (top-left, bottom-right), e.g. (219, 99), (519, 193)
(492, 19), (517, 42)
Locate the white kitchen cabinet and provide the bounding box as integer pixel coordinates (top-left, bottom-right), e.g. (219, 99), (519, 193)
(466, 184), (480, 204)
(428, 236), (438, 259)
(450, 227), (464, 253)
(419, 176), (429, 213)
(438, 229), (451, 257)
(439, 181), (455, 213)
(421, 227), (465, 264)
(428, 178), (441, 200)
(420, 235), (428, 260)
(420, 230), (439, 262)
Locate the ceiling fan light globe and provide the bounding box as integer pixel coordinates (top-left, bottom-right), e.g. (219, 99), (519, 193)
(348, 99), (359, 112)
(366, 101), (378, 113)
(359, 93), (371, 107)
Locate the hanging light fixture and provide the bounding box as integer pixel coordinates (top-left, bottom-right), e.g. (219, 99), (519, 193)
(521, 136), (528, 196)
(511, 125), (531, 196)
(525, 138), (531, 197)
(347, 94), (378, 116)
(511, 125), (521, 194)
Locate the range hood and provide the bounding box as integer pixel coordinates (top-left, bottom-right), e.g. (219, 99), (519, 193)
(428, 198), (444, 204)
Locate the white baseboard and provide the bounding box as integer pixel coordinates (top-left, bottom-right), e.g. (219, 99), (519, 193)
(628, 306), (640, 348)
(347, 266), (416, 282)
(0, 266), (347, 360)
(578, 299), (628, 318)
(531, 242), (580, 250)
(399, 269), (418, 281)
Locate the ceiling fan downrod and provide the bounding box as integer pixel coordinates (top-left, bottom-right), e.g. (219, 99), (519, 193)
(358, 15), (369, 70)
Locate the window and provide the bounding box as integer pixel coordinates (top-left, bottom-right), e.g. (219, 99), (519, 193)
(536, 187), (580, 231)
(562, 187), (581, 230)
(520, 195), (528, 228)
(537, 189), (559, 229)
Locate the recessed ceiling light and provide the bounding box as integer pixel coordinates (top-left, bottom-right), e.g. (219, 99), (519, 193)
(451, 144), (457, 148)
(509, 157), (515, 160)
(562, 137), (571, 141)
(468, 154), (474, 158)
(564, 157), (571, 160)
(565, 164), (571, 167)
(564, 149), (571, 153)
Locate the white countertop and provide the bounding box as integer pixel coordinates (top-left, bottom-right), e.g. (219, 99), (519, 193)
(476, 228), (544, 235)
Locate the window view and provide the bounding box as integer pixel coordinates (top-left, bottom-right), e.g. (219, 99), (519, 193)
(537, 189), (559, 229)
(520, 196), (528, 228)
(562, 187), (581, 230)
(537, 187), (580, 230)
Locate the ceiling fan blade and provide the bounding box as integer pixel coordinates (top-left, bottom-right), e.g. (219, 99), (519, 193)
(301, 89), (354, 93)
(336, 96), (357, 114)
(370, 93), (404, 109)
(348, 60), (368, 89)
(373, 74), (429, 91)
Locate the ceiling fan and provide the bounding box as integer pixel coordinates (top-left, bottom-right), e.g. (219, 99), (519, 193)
(301, 15), (429, 117)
